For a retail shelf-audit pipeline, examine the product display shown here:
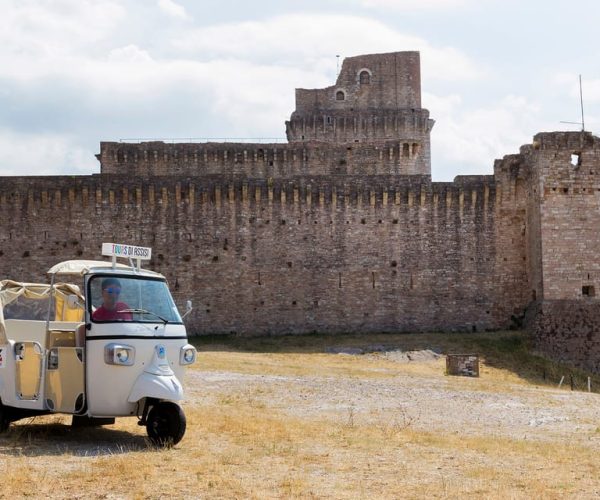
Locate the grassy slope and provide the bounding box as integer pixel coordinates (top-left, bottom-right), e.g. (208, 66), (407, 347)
(193, 330), (600, 392)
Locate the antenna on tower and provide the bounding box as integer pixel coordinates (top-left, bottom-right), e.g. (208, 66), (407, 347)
(579, 74), (585, 132)
(560, 74), (585, 131)
(336, 55), (340, 77)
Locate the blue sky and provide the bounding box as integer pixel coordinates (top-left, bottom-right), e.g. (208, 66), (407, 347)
(1, 0), (599, 180)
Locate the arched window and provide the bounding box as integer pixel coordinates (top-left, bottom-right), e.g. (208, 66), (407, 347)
(359, 70), (371, 84)
(336, 90), (345, 101)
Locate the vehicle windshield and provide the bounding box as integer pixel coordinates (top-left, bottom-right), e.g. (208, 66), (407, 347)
(88, 275), (182, 324)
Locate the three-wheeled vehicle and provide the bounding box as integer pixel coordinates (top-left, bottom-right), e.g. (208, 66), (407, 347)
(0, 243), (196, 445)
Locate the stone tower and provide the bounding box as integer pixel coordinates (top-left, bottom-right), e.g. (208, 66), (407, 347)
(285, 51), (435, 176)
(519, 131), (600, 372)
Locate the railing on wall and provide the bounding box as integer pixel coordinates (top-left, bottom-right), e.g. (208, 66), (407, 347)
(118, 137), (288, 144)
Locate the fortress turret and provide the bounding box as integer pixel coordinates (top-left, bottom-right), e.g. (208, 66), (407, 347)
(285, 51), (435, 176)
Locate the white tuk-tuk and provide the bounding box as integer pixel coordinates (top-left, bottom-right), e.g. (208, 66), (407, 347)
(0, 243), (196, 445)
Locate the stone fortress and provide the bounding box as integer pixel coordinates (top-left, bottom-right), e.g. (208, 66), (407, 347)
(1, 51), (599, 372)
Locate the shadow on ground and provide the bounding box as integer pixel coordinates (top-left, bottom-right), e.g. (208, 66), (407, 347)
(190, 330), (600, 394)
(0, 421), (152, 457)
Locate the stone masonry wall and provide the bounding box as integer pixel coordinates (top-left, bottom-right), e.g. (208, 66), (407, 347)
(0, 173), (528, 335)
(292, 52), (421, 113)
(527, 300), (600, 373)
(491, 155), (531, 325)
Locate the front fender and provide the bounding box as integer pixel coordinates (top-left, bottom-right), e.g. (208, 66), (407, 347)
(127, 372), (184, 403)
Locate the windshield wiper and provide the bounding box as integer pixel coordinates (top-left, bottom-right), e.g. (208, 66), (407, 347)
(118, 308), (169, 325)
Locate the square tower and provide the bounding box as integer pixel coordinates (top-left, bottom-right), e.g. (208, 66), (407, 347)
(285, 51), (434, 176)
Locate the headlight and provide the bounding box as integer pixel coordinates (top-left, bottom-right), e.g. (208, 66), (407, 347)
(105, 343), (135, 366)
(180, 344), (196, 365)
(116, 348), (130, 363)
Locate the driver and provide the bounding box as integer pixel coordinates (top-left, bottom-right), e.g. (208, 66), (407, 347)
(92, 278), (133, 321)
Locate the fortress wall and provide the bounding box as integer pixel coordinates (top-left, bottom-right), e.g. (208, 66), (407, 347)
(98, 140), (431, 178)
(178, 175), (502, 334)
(0, 173), (527, 335)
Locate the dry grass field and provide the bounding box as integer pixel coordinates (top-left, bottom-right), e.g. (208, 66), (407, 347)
(1, 331), (600, 499)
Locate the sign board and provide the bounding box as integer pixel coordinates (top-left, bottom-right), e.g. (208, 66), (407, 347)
(102, 243), (152, 261)
(446, 354), (479, 377)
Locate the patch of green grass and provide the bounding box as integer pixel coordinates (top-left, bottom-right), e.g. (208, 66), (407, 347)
(190, 330), (600, 393)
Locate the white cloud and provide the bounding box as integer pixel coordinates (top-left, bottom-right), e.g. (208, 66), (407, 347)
(171, 14), (483, 82)
(0, 0), (125, 55)
(555, 73), (600, 104)
(157, 0), (190, 20)
(108, 44), (153, 63)
(0, 0), (127, 83)
(360, 0), (470, 10)
(0, 129), (95, 176)
(584, 79), (600, 103)
(0, 8), (484, 147)
(428, 93), (542, 180)
(0, 10), (482, 102)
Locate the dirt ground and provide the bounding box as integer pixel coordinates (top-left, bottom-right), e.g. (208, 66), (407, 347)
(1, 332), (600, 499)
(189, 360), (600, 444)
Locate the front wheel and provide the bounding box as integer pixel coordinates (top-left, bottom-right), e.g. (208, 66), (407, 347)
(146, 402), (186, 446)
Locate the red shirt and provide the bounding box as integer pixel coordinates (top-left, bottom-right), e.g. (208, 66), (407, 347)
(92, 302), (133, 321)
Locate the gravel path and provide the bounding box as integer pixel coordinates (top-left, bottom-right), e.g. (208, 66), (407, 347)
(187, 352), (600, 447)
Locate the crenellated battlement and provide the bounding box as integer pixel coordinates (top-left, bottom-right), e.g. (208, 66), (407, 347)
(285, 109), (433, 141)
(530, 131), (596, 151)
(98, 138), (432, 177)
(0, 174), (497, 214)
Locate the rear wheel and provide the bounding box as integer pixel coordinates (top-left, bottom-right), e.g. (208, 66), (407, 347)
(0, 401), (10, 433)
(146, 402), (186, 446)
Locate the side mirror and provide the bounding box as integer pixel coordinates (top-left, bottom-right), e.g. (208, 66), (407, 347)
(181, 300), (193, 319)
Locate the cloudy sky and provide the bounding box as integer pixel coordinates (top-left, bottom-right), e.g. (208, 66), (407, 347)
(1, 0), (599, 180)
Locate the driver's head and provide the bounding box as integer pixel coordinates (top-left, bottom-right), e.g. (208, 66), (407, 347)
(101, 278), (122, 308)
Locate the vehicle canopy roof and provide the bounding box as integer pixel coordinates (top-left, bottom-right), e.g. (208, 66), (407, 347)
(47, 260), (164, 278)
(48, 260), (131, 276)
(0, 280), (84, 344)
